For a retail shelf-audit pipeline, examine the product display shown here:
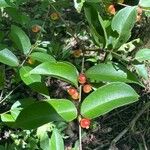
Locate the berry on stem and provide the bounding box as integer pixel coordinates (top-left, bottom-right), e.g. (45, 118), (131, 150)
(80, 118), (91, 129)
(83, 84), (92, 93)
(107, 5), (116, 15)
(31, 25), (41, 33)
(71, 91), (79, 100)
(67, 87), (77, 96)
(73, 49), (82, 58)
(78, 73), (86, 84)
(50, 12), (60, 21)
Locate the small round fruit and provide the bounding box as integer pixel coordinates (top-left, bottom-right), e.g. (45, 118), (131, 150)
(67, 87), (77, 96)
(107, 5), (116, 15)
(31, 25), (41, 33)
(83, 84), (92, 93)
(80, 118), (91, 129)
(27, 58), (35, 65)
(137, 6), (143, 15)
(73, 49), (82, 58)
(71, 92), (79, 100)
(50, 12), (60, 21)
(78, 73), (86, 84)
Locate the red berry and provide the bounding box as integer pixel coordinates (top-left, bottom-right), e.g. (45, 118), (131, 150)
(31, 25), (41, 33)
(80, 118), (91, 129)
(78, 73), (86, 84)
(71, 91), (79, 100)
(67, 87), (77, 96)
(83, 84), (92, 93)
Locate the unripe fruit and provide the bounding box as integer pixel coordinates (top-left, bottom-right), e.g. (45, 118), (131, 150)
(27, 58), (35, 65)
(31, 25), (41, 33)
(71, 91), (79, 100)
(137, 6), (143, 15)
(117, 0), (124, 4)
(78, 73), (86, 84)
(73, 49), (82, 58)
(67, 87), (77, 96)
(107, 5), (116, 15)
(80, 118), (91, 129)
(83, 84), (92, 93)
(50, 12), (60, 21)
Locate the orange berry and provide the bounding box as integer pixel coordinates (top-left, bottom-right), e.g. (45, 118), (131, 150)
(27, 58), (35, 65)
(83, 84), (92, 93)
(50, 12), (60, 21)
(71, 91), (79, 100)
(80, 118), (91, 129)
(73, 49), (82, 58)
(78, 73), (86, 84)
(31, 25), (41, 33)
(67, 87), (77, 96)
(137, 6), (143, 15)
(107, 5), (116, 15)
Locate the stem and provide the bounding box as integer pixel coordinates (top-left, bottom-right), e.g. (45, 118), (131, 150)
(78, 55), (85, 150)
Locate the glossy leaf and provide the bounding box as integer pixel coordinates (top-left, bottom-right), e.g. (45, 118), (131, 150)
(112, 6), (137, 49)
(10, 25), (31, 55)
(0, 0), (10, 8)
(14, 99), (77, 129)
(14, 101), (63, 129)
(0, 49), (19, 66)
(84, 3), (107, 48)
(50, 128), (64, 150)
(139, 0), (150, 7)
(30, 52), (56, 63)
(19, 66), (41, 85)
(29, 62), (79, 87)
(85, 63), (140, 85)
(81, 82), (139, 119)
(135, 49), (150, 62)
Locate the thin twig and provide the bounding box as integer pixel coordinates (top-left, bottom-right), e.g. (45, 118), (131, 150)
(109, 101), (150, 148)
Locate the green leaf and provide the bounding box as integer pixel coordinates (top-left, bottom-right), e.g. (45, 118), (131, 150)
(81, 82), (139, 119)
(29, 62), (79, 87)
(74, 0), (85, 13)
(50, 128), (64, 150)
(30, 52), (56, 63)
(19, 66), (41, 85)
(14, 99), (77, 129)
(135, 49), (150, 62)
(85, 63), (141, 85)
(111, 6), (137, 49)
(0, 0), (10, 8)
(14, 101), (63, 129)
(84, 3), (107, 48)
(139, 0), (150, 8)
(48, 99), (77, 122)
(134, 64), (148, 80)
(0, 49), (19, 66)
(10, 25), (31, 55)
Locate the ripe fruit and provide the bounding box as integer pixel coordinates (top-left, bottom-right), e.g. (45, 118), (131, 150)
(73, 49), (82, 58)
(107, 5), (116, 15)
(137, 6), (143, 15)
(27, 58), (35, 65)
(67, 87), (77, 96)
(71, 91), (79, 100)
(31, 25), (41, 33)
(78, 73), (86, 84)
(80, 118), (91, 129)
(83, 84), (92, 93)
(50, 12), (60, 21)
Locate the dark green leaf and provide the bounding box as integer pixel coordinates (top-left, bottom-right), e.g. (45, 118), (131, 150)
(0, 49), (19, 66)
(81, 82), (139, 119)
(29, 62), (79, 87)
(10, 25), (31, 55)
